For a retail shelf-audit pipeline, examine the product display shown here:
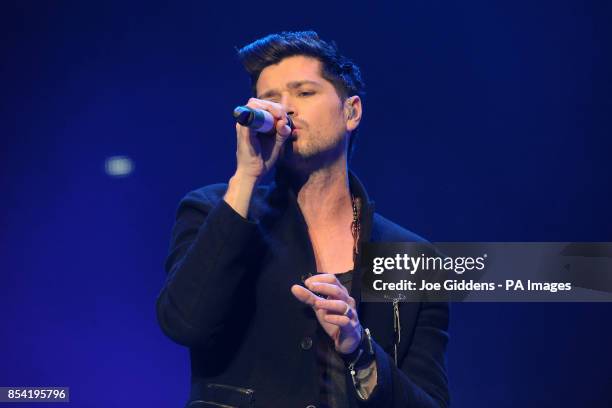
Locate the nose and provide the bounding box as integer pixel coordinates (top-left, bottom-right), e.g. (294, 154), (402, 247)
(281, 94), (297, 118)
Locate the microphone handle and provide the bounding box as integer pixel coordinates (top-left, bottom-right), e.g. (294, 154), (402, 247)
(233, 106), (293, 134)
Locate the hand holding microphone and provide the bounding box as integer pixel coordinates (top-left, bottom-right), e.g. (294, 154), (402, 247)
(223, 98), (291, 218)
(232, 98), (293, 180)
(233, 105), (294, 134)
(224, 98), (293, 218)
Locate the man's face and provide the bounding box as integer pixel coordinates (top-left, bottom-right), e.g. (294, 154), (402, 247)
(256, 55), (349, 166)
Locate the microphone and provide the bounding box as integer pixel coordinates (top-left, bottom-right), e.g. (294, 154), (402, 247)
(233, 106), (293, 134)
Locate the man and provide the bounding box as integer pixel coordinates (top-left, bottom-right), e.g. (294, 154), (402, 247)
(156, 31), (449, 408)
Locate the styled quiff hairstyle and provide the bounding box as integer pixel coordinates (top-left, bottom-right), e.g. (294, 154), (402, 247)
(236, 31), (366, 159)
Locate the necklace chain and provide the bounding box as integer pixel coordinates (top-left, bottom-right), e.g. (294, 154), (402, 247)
(351, 195), (362, 266)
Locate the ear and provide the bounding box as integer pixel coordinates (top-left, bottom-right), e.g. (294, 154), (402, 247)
(344, 95), (362, 132)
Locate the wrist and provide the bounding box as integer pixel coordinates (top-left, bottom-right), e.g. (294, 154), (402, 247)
(340, 325), (364, 358)
(341, 327), (375, 369)
(224, 172), (257, 219)
(231, 170), (259, 187)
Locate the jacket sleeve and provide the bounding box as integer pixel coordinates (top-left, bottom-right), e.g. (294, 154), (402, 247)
(354, 301), (450, 407)
(156, 188), (261, 347)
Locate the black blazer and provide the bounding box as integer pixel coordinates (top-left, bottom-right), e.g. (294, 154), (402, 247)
(156, 170), (449, 407)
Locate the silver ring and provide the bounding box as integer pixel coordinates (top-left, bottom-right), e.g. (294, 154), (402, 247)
(343, 304), (351, 317)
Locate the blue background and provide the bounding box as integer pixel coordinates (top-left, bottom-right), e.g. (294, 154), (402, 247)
(2, 1), (611, 407)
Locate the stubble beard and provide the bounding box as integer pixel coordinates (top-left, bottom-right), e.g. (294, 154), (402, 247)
(279, 129), (346, 174)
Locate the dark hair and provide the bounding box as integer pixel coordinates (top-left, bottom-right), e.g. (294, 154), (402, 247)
(236, 31), (366, 159)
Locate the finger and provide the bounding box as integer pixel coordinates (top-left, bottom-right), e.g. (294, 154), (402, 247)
(246, 98), (286, 120)
(304, 273), (342, 286)
(305, 275), (354, 306)
(310, 282), (356, 309)
(314, 298), (353, 316)
(235, 122), (260, 154)
(275, 117), (292, 137)
(323, 314), (354, 328)
(235, 121), (256, 139)
(245, 99), (290, 140)
(290, 284), (324, 307)
(305, 281), (349, 301)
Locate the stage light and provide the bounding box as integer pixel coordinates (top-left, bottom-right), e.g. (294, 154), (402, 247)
(104, 156), (134, 177)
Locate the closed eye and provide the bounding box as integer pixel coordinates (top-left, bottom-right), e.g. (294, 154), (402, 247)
(298, 91), (315, 97)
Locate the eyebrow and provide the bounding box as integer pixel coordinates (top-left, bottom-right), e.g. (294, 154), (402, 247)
(257, 80), (323, 99)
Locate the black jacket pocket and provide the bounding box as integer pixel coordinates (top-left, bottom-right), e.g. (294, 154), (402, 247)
(186, 383), (255, 408)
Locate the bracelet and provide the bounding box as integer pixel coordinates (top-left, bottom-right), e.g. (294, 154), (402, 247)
(345, 328), (375, 400)
(342, 327), (375, 370)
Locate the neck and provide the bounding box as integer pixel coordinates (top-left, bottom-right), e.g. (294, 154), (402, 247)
(282, 158), (352, 226)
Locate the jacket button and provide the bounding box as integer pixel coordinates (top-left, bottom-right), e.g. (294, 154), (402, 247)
(300, 336), (313, 350)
